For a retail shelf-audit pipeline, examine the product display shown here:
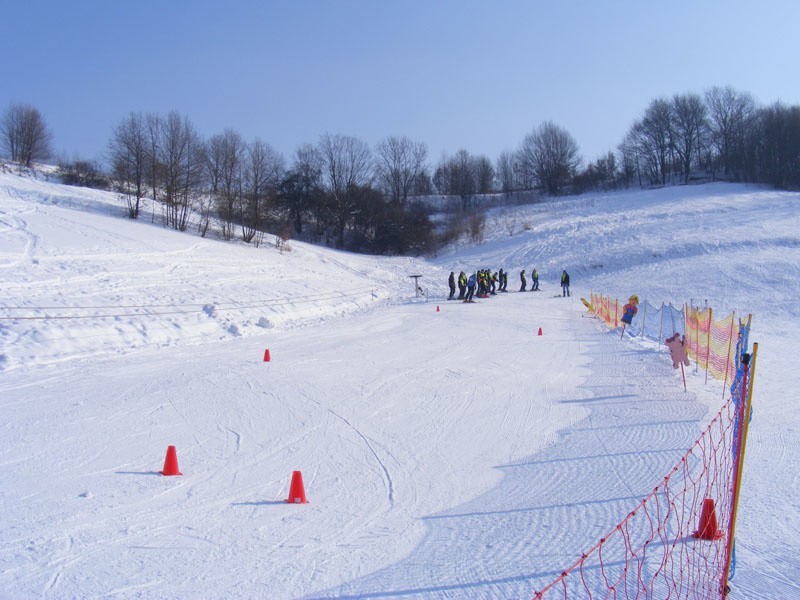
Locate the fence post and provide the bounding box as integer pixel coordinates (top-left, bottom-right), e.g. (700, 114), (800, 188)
(705, 307), (713, 385)
(721, 341), (758, 596)
(640, 300), (647, 338)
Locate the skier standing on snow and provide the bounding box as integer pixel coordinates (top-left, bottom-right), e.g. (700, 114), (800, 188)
(501, 269), (508, 292)
(475, 271), (485, 298)
(561, 270), (570, 297)
(457, 271), (467, 299)
(531, 268), (539, 291)
(520, 269), (527, 292)
(448, 271), (456, 300)
(464, 273), (477, 303)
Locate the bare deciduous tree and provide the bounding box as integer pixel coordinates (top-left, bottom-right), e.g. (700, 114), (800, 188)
(757, 102), (800, 189)
(374, 135), (428, 204)
(474, 154), (494, 194)
(145, 113), (163, 222)
(496, 151), (515, 195)
(671, 93), (708, 183)
(518, 121), (581, 195)
(626, 99), (673, 185)
(160, 111), (204, 231)
(278, 143), (325, 238)
(108, 112), (148, 218)
(0, 103), (53, 167)
(433, 149), (481, 210)
(241, 139), (284, 243)
(318, 133), (373, 248)
(705, 86), (757, 181)
(617, 136), (640, 188)
(206, 129), (245, 240)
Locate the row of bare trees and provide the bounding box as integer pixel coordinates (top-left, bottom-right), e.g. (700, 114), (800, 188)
(106, 111), (439, 253)
(3, 86), (799, 255)
(108, 111), (205, 231)
(617, 86), (800, 189)
(432, 121), (582, 202)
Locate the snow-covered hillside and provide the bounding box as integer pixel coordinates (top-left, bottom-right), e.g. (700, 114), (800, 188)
(1, 170), (798, 598)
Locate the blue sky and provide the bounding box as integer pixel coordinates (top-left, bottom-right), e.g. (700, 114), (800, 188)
(2, 0), (799, 168)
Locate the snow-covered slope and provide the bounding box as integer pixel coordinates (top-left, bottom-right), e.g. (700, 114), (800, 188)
(1, 171), (798, 598)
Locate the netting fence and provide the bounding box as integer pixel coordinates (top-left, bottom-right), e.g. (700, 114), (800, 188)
(589, 293), (746, 393)
(531, 295), (757, 599)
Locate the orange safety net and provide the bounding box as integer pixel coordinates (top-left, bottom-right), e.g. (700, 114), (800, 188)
(685, 306), (738, 385)
(589, 293), (745, 388)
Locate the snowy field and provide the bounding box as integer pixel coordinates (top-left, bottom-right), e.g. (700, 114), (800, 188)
(1, 169), (799, 598)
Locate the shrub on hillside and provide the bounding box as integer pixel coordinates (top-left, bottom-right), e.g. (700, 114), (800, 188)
(58, 159), (110, 190)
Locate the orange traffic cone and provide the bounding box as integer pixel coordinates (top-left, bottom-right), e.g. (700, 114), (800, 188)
(537, 327), (543, 336)
(436, 305), (440, 312)
(286, 470), (308, 504)
(263, 349), (271, 362)
(161, 445), (182, 476)
(693, 498), (723, 540)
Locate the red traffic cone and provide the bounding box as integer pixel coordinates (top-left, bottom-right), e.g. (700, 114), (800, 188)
(436, 305), (440, 312)
(286, 470), (308, 504)
(693, 498), (723, 540)
(161, 445), (182, 476)
(263, 349), (271, 362)
(537, 327), (543, 336)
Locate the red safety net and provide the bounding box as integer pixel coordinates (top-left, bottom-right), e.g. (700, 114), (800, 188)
(534, 295), (756, 599)
(533, 395), (740, 599)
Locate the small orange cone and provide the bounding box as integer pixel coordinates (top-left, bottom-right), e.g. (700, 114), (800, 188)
(161, 445), (182, 476)
(436, 305), (440, 312)
(263, 349), (271, 362)
(286, 470), (308, 504)
(693, 498), (723, 540)
(538, 327), (543, 336)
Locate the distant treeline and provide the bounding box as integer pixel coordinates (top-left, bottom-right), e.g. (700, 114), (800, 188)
(1, 85), (798, 255)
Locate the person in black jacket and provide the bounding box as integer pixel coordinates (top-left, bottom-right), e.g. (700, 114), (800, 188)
(520, 269), (527, 292)
(561, 270), (570, 297)
(448, 271), (456, 300)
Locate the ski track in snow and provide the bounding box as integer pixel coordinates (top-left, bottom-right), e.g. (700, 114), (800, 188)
(306, 308), (708, 598)
(327, 408), (396, 508)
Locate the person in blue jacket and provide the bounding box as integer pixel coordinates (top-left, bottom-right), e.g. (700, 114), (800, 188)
(464, 272), (477, 302)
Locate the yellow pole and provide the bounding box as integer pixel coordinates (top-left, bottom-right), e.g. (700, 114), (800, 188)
(705, 308), (713, 385)
(721, 335), (757, 596)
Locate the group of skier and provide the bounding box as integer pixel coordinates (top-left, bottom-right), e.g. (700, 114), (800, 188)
(448, 270), (496, 302)
(447, 268), (571, 302)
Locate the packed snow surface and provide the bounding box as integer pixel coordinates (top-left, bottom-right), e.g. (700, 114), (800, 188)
(1, 169), (799, 598)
